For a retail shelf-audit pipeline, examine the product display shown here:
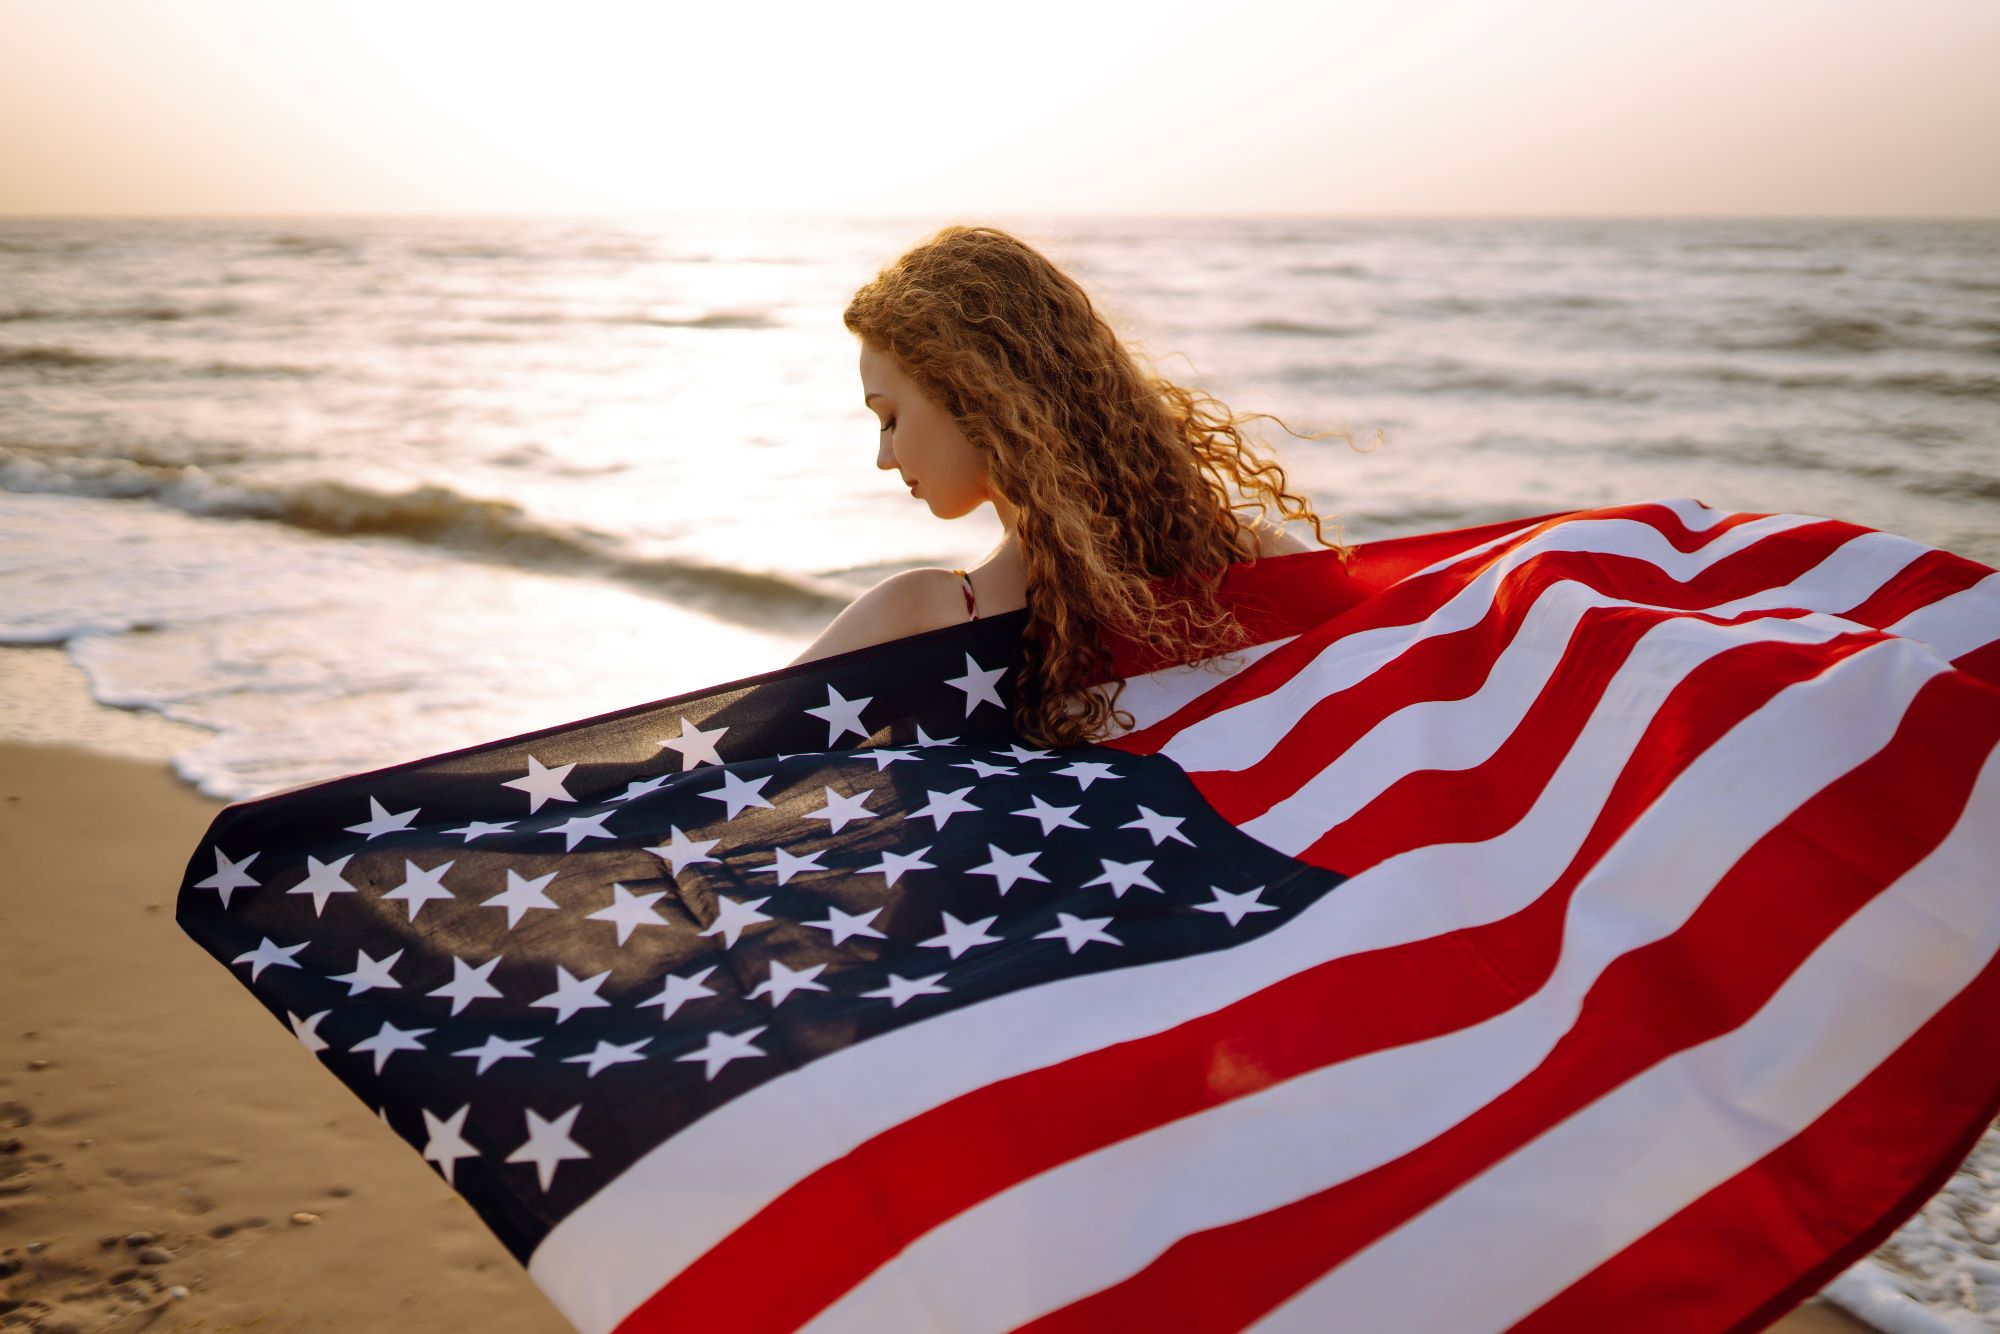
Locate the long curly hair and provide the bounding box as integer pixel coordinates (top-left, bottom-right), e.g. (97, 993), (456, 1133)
(844, 224), (1366, 750)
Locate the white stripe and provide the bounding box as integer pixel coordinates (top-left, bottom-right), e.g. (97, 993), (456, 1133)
(1241, 582), (1827, 854)
(1246, 532), (1924, 855)
(1402, 499), (1749, 582)
(1638, 496), (1732, 533)
(1091, 634), (1295, 737)
(1888, 569), (2000, 662)
(525, 614), (1883, 1334)
(1256, 737), (2000, 1334)
(797, 638), (1944, 1334)
(1157, 511), (1832, 779)
(1701, 527), (1928, 619)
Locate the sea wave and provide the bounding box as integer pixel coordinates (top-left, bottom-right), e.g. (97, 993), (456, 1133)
(0, 343), (317, 378)
(1240, 318), (1367, 339)
(0, 450), (848, 624)
(1691, 363), (2000, 401)
(0, 300), (247, 323)
(626, 309), (780, 330)
(1633, 434), (1998, 500)
(0, 343), (122, 369)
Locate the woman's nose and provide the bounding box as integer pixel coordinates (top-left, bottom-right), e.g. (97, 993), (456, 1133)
(877, 438), (897, 470)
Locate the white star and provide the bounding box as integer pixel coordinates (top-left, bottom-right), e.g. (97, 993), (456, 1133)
(804, 684), (873, 746)
(1001, 743), (1054, 764)
(643, 825), (723, 876)
(636, 972), (724, 1024)
(194, 846), (260, 908)
(329, 946), (404, 996)
(956, 759), (1018, 781)
(287, 853), (358, 917)
(675, 1026), (768, 1080)
(232, 936), (306, 981)
(608, 773), (672, 802)
(636, 965), (718, 1021)
(428, 955), (505, 1016)
(586, 884), (671, 945)
(944, 652), (1007, 715)
(344, 795), (420, 839)
(349, 1019), (432, 1075)
(702, 770), (775, 820)
(481, 867), (561, 929)
(1053, 760), (1122, 791)
(802, 904), (886, 946)
(444, 819), (515, 842)
(912, 724), (960, 747)
(381, 858), (456, 920)
(863, 972), (950, 1007)
(287, 1008), (330, 1055)
(803, 785), (880, 833)
(747, 958), (829, 1007)
(453, 1032), (539, 1075)
(968, 843), (1050, 895)
(505, 1105), (590, 1192)
(851, 747), (920, 771)
(749, 847), (829, 885)
(1083, 857), (1162, 899)
(910, 786), (980, 829)
(658, 716), (728, 769)
(1035, 912), (1122, 953)
(562, 1038), (651, 1077)
(697, 894), (772, 948)
(919, 911), (1003, 958)
(501, 754), (577, 813)
(1194, 883), (1279, 927)
(853, 846), (936, 888)
(1122, 805), (1196, 847)
(537, 809), (617, 851)
(420, 1104), (480, 1186)
(529, 964), (613, 1024)
(1013, 795), (1087, 836)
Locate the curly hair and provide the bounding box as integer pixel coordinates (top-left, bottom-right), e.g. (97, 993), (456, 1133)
(844, 224), (1368, 750)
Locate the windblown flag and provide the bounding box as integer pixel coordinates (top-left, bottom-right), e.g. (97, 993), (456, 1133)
(177, 497), (2000, 1334)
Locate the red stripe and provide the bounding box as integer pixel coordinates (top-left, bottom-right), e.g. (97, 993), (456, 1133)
(1957, 638), (2000, 690)
(1513, 887), (2000, 1334)
(1173, 527), (1865, 832)
(1108, 507), (1831, 757)
(1013, 670), (2000, 1334)
(1296, 607), (1825, 875)
(608, 630), (1876, 1334)
(1836, 546), (1991, 630)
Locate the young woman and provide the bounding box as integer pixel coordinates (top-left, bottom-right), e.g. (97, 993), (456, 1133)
(791, 224), (1353, 750)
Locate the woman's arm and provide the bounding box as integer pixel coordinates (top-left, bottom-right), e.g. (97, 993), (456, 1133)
(787, 569), (965, 668)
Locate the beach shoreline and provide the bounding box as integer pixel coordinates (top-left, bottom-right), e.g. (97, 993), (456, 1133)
(0, 647), (1876, 1332)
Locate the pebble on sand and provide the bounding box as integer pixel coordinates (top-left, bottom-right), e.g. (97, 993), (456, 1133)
(290, 1211), (320, 1226)
(138, 1245), (172, 1264)
(124, 1231), (157, 1246)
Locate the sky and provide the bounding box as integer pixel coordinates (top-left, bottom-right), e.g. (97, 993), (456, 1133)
(1, 0), (1995, 220)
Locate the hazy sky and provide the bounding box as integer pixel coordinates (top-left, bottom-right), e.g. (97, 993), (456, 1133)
(3, 0), (1995, 219)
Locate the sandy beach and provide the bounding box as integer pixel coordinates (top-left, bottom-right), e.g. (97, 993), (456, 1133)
(0, 651), (1879, 1332)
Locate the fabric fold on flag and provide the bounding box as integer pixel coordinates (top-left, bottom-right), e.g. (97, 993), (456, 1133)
(176, 496), (2000, 1334)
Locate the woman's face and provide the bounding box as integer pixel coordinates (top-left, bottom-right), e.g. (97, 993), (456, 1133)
(859, 341), (993, 520)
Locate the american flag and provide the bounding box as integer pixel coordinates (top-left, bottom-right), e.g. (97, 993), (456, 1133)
(176, 496), (2000, 1334)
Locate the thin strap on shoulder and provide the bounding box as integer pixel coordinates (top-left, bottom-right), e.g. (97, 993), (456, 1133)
(952, 567), (978, 621)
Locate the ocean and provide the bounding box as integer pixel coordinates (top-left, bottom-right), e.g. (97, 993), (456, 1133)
(3, 213), (1998, 1325)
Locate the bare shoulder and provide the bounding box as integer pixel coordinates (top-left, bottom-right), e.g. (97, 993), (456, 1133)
(787, 567), (967, 668)
(1246, 516), (1316, 556)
